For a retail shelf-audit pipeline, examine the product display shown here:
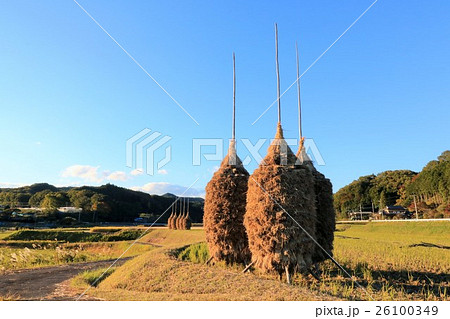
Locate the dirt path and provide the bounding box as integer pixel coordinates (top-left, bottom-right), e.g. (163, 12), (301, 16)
(0, 258), (131, 300)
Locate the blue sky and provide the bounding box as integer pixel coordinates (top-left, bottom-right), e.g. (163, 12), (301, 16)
(0, 0), (449, 196)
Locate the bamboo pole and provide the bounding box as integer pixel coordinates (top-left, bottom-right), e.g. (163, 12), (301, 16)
(296, 41), (302, 141)
(242, 261), (255, 273)
(232, 52), (236, 141)
(275, 23), (281, 123)
(285, 266), (291, 285)
(206, 256), (214, 265)
(187, 197), (189, 217)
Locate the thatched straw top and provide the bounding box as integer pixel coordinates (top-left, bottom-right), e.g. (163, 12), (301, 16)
(221, 139), (245, 168)
(295, 137), (314, 168)
(262, 122), (296, 166)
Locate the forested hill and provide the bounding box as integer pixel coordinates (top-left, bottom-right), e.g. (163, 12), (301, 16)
(0, 183), (204, 223)
(334, 151), (450, 219)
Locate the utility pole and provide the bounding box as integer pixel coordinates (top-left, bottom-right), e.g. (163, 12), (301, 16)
(379, 197), (383, 220)
(413, 195), (419, 220)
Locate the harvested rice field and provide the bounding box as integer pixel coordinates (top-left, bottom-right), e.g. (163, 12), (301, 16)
(68, 221), (449, 301)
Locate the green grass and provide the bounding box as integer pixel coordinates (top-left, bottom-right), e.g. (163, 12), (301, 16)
(177, 243), (209, 264)
(0, 242), (153, 273)
(0, 230), (14, 240)
(333, 221), (449, 273)
(73, 267), (116, 288)
(0, 228), (154, 272)
(304, 221), (450, 300)
(3, 229), (144, 242)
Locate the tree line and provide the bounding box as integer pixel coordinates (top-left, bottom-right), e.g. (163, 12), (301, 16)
(334, 151), (449, 219)
(0, 183), (204, 223)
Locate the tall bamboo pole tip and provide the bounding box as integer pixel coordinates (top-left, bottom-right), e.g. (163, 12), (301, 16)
(274, 23), (281, 124)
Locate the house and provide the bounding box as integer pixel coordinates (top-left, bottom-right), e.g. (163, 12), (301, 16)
(385, 205), (407, 213)
(11, 211), (36, 222)
(379, 205), (411, 219)
(57, 207), (82, 213)
(349, 211), (372, 220)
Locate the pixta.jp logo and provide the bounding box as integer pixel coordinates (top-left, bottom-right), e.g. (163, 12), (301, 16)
(126, 128), (172, 176)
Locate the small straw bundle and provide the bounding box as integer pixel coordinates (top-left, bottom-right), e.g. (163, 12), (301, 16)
(171, 211), (179, 230)
(244, 25), (316, 280)
(167, 204), (175, 229)
(180, 198), (192, 230)
(173, 199), (183, 229)
(204, 53), (251, 265)
(176, 199), (184, 230)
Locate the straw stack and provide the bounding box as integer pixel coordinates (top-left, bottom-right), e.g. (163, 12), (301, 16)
(244, 25), (317, 280)
(181, 198), (192, 230)
(244, 124), (316, 278)
(204, 53), (251, 265)
(295, 42), (335, 264)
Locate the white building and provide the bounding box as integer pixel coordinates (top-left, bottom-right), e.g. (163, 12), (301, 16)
(57, 207), (82, 213)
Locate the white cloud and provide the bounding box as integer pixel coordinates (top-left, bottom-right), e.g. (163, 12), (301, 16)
(132, 182), (205, 197)
(61, 165), (144, 183)
(130, 169), (144, 176)
(0, 182), (26, 188)
(157, 169), (168, 175)
(61, 165), (105, 183)
(54, 182), (82, 188)
(107, 171), (129, 181)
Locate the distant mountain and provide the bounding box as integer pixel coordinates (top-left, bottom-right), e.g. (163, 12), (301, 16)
(0, 183), (58, 194)
(0, 183), (204, 223)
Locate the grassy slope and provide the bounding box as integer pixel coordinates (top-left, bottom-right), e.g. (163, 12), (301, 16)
(0, 231), (14, 240)
(87, 229), (337, 301)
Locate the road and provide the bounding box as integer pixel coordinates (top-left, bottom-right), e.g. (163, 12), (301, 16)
(0, 258), (130, 300)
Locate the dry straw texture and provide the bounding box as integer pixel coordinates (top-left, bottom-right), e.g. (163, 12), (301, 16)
(174, 212), (181, 230)
(297, 143), (335, 263)
(244, 124), (317, 276)
(204, 142), (250, 264)
(176, 212), (184, 230)
(167, 212), (174, 229)
(181, 213), (192, 230)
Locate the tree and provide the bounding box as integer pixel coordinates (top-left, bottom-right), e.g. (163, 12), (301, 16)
(41, 192), (68, 210)
(29, 190), (51, 207)
(68, 189), (93, 211)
